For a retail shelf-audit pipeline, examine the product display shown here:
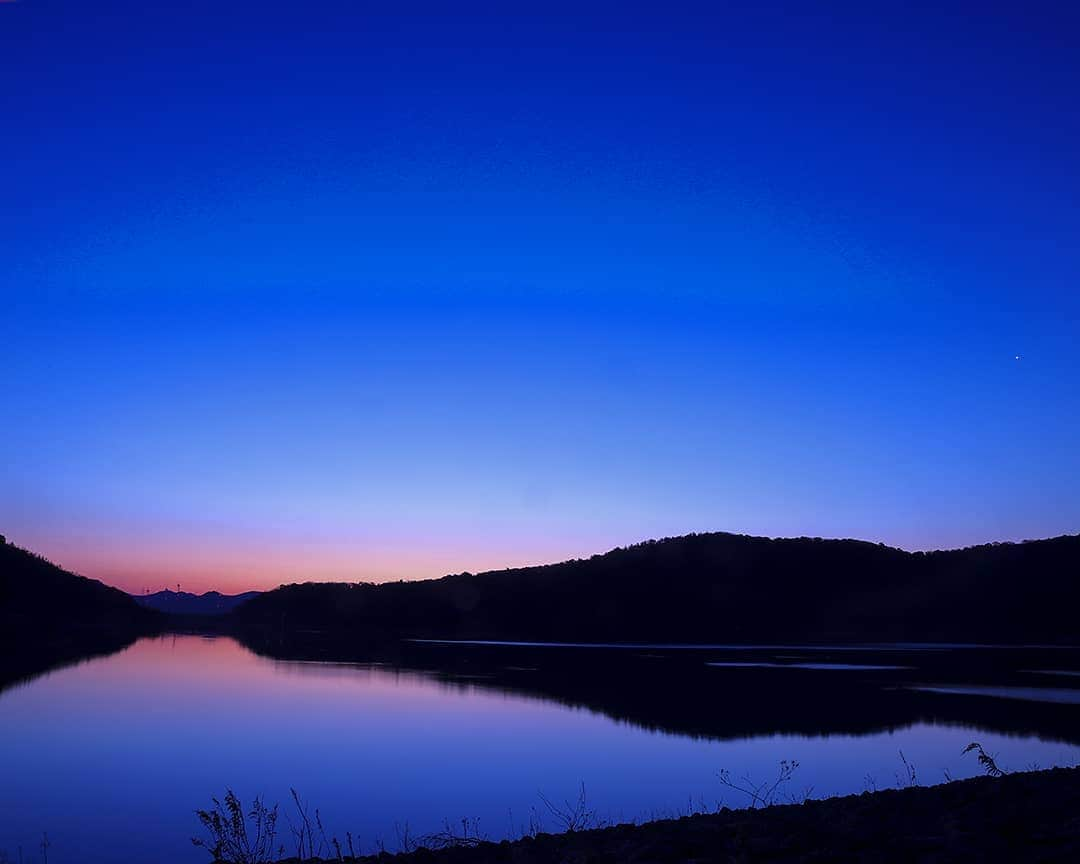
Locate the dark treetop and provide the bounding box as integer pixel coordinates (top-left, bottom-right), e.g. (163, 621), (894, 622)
(232, 531), (1080, 648)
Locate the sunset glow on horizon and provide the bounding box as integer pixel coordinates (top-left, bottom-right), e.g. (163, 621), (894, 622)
(14, 529), (617, 596)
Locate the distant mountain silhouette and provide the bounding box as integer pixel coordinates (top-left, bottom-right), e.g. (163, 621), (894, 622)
(134, 589), (261, 616)
(0, 537), (159, 688)
(232, 531), (1080, 648)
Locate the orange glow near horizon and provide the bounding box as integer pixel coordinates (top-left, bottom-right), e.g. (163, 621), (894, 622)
(13, 530), (608, 596)
(10, 522), (1050, 596)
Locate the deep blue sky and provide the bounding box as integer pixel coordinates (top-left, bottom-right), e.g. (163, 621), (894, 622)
(3, 0), (1078, 591)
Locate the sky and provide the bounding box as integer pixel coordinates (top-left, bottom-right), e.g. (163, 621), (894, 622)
(2, 0), (1079, 594)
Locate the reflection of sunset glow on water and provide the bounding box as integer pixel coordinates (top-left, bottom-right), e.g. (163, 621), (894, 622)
(4, 636), (1080, 864)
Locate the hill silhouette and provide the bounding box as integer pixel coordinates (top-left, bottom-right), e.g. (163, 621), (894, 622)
(134, 588), (261, 616)
(232, 531), (1080, 648)
(0, 537), (159, 688)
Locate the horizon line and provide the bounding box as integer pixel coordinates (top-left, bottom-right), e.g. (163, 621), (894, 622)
(13, 527), (1069, 598)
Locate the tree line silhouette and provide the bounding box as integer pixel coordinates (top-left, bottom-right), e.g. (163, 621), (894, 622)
(232, 531), (1080, 649)
(4, 529), (1080, 693)
(0, 540), (159, 689)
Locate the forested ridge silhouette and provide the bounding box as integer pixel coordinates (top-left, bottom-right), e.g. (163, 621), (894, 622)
(0, 538), (159, 689)
(232, 531), (1080, 647)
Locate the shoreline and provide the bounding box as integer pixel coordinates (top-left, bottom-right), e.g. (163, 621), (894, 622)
(281, 767), (1080, 863)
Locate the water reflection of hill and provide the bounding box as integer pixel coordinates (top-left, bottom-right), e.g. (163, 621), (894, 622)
(8, 632), (1080, 748)
(0, 632), (141, 695)
(0, 541), (158, 695)
(241, 637), (1080, 746)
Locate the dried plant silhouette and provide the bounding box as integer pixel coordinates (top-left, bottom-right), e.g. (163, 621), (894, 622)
(963, 742), (1006, 777)
(419, 818), (488, 850)
(287, 789), (333, 861)
(536, 783), (598, 832)
(185, 746), (1048, 864)
(192, 790), (282, 864)
(896, 750), (918, 788)
(718, 759), (802, 808)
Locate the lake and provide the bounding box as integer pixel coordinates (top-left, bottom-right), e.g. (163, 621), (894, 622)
(3, 635), (1080, 863)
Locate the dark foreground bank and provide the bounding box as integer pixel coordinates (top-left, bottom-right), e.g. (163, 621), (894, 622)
(282, 767), (1080, 864)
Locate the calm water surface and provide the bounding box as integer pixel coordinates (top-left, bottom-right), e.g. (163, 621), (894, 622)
(3, 635), (1080, 863)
